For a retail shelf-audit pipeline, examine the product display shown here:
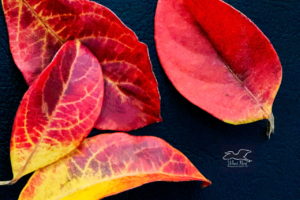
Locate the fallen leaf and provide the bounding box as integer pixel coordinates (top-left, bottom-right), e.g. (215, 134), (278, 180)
(7, 40), (104, 183)
(155, 0), (282, 136)
(19, 132), (211, 200)
(2, 0), (161, 131)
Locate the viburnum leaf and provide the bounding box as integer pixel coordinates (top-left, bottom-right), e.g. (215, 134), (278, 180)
(155, 0), (282, 137)
(19, 133), (211, 200)
(2, 40), (104, 184)
(2, 0), (161, 131)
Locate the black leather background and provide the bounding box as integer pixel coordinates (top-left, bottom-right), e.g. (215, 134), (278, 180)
(0, 0), (299, 199)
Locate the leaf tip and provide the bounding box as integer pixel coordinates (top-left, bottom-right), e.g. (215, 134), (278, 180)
(201, 179), (212, 188)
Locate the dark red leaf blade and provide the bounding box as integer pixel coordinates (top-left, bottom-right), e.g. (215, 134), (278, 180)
(7, 40), (104, 183)
(2, 0), (161, 131)
(155, 0), (282, 136)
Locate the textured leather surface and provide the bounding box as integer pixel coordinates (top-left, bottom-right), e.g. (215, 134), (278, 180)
(0, 0), (299, 199)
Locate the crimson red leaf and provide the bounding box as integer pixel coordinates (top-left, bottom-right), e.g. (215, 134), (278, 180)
(19, 133), (211, 200)
(2, 0), (161, 131)
(155, 0), (282, 136)
(6, 40), (104, 183)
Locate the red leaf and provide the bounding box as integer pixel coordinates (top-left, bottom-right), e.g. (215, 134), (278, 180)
(19, 133), (211, 200)
(155, 0), (282, 136)
(9, 40), (104, 182)
(2, 0), (161, 131)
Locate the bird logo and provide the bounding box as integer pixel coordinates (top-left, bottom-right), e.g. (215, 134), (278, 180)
(223, 149), (252, 163)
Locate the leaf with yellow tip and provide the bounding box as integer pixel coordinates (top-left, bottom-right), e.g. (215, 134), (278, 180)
(19, 133), (211, 200)
(1, 40), (104, 184)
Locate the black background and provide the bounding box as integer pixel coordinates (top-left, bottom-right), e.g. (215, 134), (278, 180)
(0, 0), (299, 199)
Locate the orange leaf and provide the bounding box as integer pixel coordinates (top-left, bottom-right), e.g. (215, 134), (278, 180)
(155, 0), (282, 136)
(8, 40), (104, 183)
(2, 0), (161, 131)
(19, 133), (211, 200)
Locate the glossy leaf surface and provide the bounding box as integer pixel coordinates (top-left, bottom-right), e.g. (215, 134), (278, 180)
(2, 0), (161, 131)
(19, 133), (211, 200)
(155, 0), (282, 134)
(10, 40), (104, 182)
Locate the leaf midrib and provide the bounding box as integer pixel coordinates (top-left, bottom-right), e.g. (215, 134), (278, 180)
(195, 22), (269, 118)
(22, 0), (64, 43)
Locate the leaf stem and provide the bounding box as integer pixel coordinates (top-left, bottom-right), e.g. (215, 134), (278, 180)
(266, 112), (275, 139)
(0, 180), (13, 185)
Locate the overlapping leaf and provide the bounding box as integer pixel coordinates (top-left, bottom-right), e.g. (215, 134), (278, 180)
(2, 0), (161, 131)
(8, 40), (104, 183)
(19, 133), (211, 200)
(155, 0), (282, 136)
